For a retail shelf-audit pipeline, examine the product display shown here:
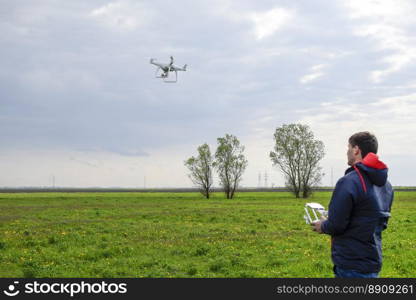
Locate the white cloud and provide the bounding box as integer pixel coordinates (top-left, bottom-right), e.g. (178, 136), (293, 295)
(89, 1), (147, 31)
(213, 4), (293, 40)
(345, 0), (416, 83)
(250, 7), (293, 40)
(298, 93), (416, 156)
(295, 93), (416, 185)
(300, 64), (327, 84)
(345, 0), (412, 19)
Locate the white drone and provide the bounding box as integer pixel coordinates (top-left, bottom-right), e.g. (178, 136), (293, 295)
(150, 56), (187, 83)
(303, 202), (328, 224)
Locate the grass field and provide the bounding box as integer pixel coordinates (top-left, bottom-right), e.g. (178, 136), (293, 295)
(0, 191), (415, 278)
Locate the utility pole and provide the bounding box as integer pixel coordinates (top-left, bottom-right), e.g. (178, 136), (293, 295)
(264, 170), (268, 188)
(258, 172), (262, 188)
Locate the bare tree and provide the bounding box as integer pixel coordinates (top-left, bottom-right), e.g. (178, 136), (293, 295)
(270, 124), (325, 198)
(214, 134), (248, 199)
(184, 143), (214, 199)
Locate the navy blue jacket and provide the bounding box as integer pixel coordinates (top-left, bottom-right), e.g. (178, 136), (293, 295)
(321, 153), (394, 273)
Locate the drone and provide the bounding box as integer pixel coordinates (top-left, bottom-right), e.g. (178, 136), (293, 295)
(303, 202), (328, 224)
(150, 56), (187, 83)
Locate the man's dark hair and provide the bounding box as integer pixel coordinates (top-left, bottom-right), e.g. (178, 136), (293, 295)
(349, 131), (378, 158)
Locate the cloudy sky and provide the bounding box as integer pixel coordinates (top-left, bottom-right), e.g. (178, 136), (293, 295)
(1, 0), (415, 188)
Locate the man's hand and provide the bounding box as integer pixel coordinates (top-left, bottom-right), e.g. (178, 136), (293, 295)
(311, 216), (327, 234)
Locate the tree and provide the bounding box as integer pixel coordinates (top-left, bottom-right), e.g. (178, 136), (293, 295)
(270, 124), (325, 198)
(214, 134), (248, 199)
(184, 143), (214, 199)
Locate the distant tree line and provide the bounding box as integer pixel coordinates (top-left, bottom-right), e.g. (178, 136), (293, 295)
(185, 124), (325, 199)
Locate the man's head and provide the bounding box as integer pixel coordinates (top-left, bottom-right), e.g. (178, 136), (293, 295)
(347, 132), (378, 166)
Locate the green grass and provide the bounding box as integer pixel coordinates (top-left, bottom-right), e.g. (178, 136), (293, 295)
(0, 191), (414, 278)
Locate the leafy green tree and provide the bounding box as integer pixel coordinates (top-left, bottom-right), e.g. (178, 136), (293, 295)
(184, 143), (214, 199)
(214, 134), (248, 199)
(270, 124), (325, 198)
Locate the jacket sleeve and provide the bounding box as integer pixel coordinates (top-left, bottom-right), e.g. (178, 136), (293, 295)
(382, 181), (394, 230)
(321, 177), (354, 236)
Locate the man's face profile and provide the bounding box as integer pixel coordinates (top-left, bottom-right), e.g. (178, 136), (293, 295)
(347, 143), (360, 166)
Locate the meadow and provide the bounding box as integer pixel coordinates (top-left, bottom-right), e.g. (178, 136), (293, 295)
(0, 191), (414, 278)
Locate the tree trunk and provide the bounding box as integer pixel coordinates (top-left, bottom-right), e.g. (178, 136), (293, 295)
(225, 186), (230, 199)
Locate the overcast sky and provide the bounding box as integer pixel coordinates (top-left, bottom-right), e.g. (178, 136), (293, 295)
(1, 0), (415, 188)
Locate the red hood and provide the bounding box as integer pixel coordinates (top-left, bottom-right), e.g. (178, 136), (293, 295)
(361, 152), (387, 170)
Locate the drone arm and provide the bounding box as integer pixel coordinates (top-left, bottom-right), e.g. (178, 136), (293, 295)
(151, 61), (164, 68)
(321, 178), (354, 236)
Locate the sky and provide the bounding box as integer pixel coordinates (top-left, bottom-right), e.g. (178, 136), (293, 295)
(1, 0), (416, 188)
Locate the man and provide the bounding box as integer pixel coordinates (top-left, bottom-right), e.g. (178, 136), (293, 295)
(312, 132), (394, 278)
